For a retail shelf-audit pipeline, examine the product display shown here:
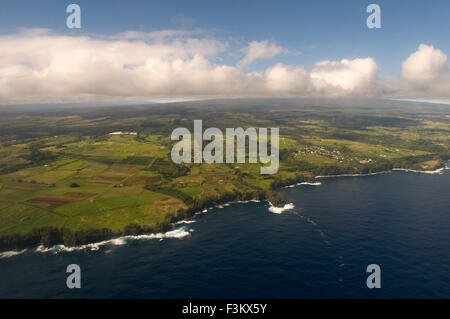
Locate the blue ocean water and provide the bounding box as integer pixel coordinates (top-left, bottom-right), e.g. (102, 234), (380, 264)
(0, 168), (449, 298)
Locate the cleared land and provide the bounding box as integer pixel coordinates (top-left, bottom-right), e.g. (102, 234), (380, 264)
(0, 99), (448, 250)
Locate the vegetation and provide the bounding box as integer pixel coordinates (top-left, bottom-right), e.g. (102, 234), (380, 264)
(0, 98), (448, 251)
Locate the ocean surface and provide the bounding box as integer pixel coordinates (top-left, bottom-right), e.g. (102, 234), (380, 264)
(1, 167), (449, 298)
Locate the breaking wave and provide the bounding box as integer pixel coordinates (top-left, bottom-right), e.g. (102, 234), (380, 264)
(392, 167), (447, 175)
(0, 226), (192, 257)
(268, 203), (295, 214)
(0, 249), (27, 258)
(283, 182), (321, 188)
(298, 182), (322, 186)
(175, 219), (197, 225)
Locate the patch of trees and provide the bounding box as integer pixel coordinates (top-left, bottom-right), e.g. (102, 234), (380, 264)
(391, 154), (442, 170)
(438, 152), (450, 161)
(279, 148), (295, 161)
(0, 162), (31, 174)
(313, 161), (394, 176)
(123, 222), (169, 235)
(140, 120), (172, 135)
(266, 190), (286, 207)
(327, 115), (419, 130)
(314, 165), (352, 176)
(271, 173), (308, 189)
(24, 143), (56, 163)
(360, 161), (393, 174)
(0, 143), (58, 174)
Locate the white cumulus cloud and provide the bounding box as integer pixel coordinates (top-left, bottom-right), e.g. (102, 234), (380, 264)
(263, 63), (310, 95)
(1, 29), (449, 103)
(310, 58), (378, 97)
(400, 44), (450, 96)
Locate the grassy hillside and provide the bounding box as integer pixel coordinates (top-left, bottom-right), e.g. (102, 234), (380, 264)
(0, 99), (448, 250)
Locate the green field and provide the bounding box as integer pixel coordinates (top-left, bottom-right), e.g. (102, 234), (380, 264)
(0, 99), (448, 250)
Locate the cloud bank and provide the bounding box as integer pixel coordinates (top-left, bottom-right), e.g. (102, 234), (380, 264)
(0, 29), (448, 103)
(401, 44), (450, 97)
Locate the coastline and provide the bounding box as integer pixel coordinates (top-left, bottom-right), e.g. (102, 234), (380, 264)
(0, 200), (264, 258)
(1, 162), (449, 258)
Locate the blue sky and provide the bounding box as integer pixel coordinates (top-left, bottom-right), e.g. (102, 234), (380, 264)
(1, 0), (449, 75)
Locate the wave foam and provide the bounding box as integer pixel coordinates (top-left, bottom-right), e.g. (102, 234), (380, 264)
(283, 182), (322, 188)
(0, 249), (27, 258)
(298, 182), (322, 186)
(392, 167), (445, 175)
(33, 226), (191, 254)
(175, 219), (197, 225)
(268, 203), (295, 214)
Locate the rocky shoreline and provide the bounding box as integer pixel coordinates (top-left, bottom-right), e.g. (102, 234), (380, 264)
(1, 162), (448, 255)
